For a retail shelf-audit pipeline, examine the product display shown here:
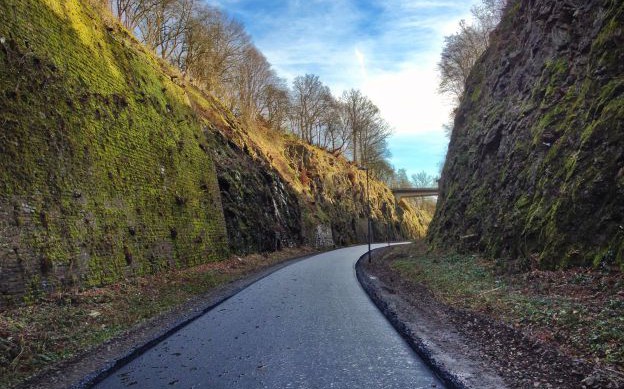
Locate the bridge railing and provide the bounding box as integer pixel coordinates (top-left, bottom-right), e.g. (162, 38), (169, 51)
(390, 188), (439, 199)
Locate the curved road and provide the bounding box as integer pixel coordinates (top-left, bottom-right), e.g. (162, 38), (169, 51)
(96, 245), (444, 388)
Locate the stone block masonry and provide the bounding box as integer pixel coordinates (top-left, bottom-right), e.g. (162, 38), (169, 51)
(0, 129), (229, 300)
(0, 0), (228, 303)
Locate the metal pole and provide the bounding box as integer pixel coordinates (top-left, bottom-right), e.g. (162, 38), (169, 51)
(366, 168), (371, 263)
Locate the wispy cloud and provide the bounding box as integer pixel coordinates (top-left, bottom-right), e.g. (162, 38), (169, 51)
(207, 0), (479, 175)
(354, 48), (367, 79)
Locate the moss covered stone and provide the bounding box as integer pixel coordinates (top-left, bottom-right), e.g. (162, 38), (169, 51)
(0, 0), (431, 303)
(0, 0), (228, 299)
(429, 0), (624, 269)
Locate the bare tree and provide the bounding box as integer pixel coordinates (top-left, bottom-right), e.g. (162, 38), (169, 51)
(286, 78), (349, 154)
(189, 9), (249, 97)
(411, 171), (438, 188)
(232, 46), (274, 122)
(340, 89), (385, 164)
(110, 0), (159, 31)
(290, 74), (332, 144)
(358, 116), (391, 171)
(318, 95), (350, 155)
(261, 79), (291, 131)
(177, 3), (213, 75)
(438, 0), (507, 105)
(438, 20), (486, 103)
(373, 159), (397, 186)
(472, 0), (508, 34)
(395, 168), (411, 188)
(136, 0), (195, 62)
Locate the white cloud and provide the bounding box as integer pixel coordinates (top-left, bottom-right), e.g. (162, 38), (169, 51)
(346, 1), (475, 137)
(354, 48), (367, 79)
(210, 0), (482, 171)
(362, 52), (454, 136)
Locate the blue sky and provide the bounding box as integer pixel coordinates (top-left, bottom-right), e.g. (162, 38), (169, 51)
(208, 0), (480, 178)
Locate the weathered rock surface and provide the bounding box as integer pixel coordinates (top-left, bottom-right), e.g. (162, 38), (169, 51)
(0, 0), (428, 301)
(430, 0), (624, 268)
(0, 0), (229, 300)
(207, 120), (428, 255)
(206, 127), (303, 254)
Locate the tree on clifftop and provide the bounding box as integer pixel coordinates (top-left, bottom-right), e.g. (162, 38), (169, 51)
(290, 74), (333, 145)
(438, 0), (507, 105)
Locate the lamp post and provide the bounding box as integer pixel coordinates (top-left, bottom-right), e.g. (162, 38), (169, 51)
(358, 166), (371, 262)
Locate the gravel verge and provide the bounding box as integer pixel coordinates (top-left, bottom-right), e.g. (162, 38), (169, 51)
(355, 246), (620, 389)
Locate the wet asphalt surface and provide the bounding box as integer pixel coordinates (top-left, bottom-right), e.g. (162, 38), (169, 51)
(94, 245), (445, 389)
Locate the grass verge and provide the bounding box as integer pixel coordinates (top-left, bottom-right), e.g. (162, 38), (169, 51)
(385, 242), (624, 370)
(0, 247), (315, 388)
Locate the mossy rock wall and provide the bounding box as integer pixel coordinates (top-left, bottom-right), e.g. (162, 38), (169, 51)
(207, 127), (303, 255)
(0, 0), (431, 301)
(278, 140), (428, 248)
(190, 82), (430, 254)
(0, 0), (228, 300)
(204, 121), (429, 255)
(429, 0), (624, 269)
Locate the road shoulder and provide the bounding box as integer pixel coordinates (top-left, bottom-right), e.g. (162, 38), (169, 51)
(14, 249), (317, 389)
(356, 244), (623, 389)
(356, 247), (507, 389)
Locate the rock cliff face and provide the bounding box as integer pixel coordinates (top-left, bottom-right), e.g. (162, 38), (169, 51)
(429, 0), (624, 269)
(206, 127), (303, 255)
(0, 0), (428, 301)
(205, 115), (429, 255)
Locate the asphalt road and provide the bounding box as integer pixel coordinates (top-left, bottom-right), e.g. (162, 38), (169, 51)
(95, 244), (444, 388)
